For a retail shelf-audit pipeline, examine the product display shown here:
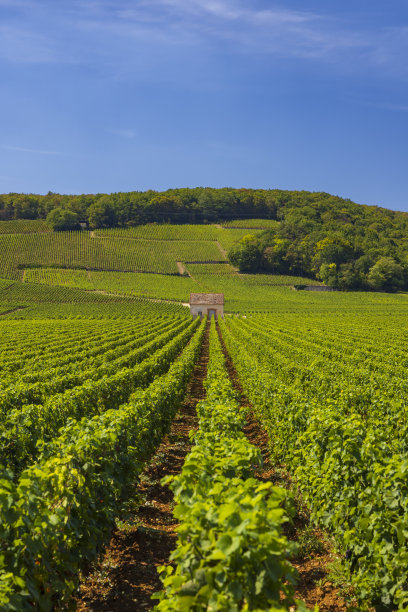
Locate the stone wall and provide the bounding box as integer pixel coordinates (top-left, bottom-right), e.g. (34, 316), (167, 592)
(190, 304), (224, 319)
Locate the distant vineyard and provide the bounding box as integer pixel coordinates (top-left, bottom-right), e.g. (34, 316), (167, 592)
(19, 264), (403, 314)
(95, 224), (221, 241)
(24, 268), (202, 302)
(189, 272), (322, 312)
(221, 218), (280, 229)
(215, 227), (262, 251)
(0, 231), (227, 280)
(0, 280), (187, 318)
(0, 219), (51, 234)
(186, 263), (237, 275)
(23, 265), (325, 309)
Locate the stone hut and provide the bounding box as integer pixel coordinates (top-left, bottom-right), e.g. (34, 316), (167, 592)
(189, 293), (224, 320)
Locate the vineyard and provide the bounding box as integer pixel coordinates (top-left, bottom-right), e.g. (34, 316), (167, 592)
(1, 220), (408, 610)
(0, 225), (266, 281)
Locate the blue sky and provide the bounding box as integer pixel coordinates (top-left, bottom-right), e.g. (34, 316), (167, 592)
(1, 1), (408, 211)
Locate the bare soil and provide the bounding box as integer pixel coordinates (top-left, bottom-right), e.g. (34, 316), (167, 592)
(176, 261), (187, 276)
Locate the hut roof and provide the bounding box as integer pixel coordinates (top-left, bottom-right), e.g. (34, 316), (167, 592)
(189, 293), (224, 305)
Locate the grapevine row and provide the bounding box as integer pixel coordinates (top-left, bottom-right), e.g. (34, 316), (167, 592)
(220, 315), (408, 609)
(0, 318), (188, 403)
(0, 318), (206, 611)
(155, 322), (308, 611)
(1, 318), (200, 473)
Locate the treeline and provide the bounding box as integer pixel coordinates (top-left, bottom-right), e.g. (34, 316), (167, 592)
(228, 200), (408, 291)
(0, 188), (281, 226)
(1, 187), (401, 229)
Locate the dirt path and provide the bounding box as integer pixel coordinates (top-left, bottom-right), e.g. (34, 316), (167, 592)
(176, 261), (188, 276)
(76, 325), (210, 612)
(84, 289), (189, 308)
(216, 323), (350, 611)
(216, 240), (228, 259)
(0, 306), (28, 317)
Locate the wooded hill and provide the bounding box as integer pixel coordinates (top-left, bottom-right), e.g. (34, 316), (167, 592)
(2, 187), (408, 291)
(227, 195), (408, 291)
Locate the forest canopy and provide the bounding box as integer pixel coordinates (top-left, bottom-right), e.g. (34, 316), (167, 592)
(227, 198), (408, 292)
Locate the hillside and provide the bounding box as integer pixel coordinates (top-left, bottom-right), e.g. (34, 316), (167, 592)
(2, 217), (408, 316)
(2, 216), (408, 610)
(3, 187), (408, 292)
(0, 219), (319, 314)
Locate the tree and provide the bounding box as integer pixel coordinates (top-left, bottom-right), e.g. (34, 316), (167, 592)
(46, 207), (80, 231)
(312, 236), (354, 272)
(228, 234), (262, 272)
(318, 263), (338, 287)
(337, 262), (365, 290)
(368, 257), (404, 292)
(148, 194), (185, 223)
(262, 238), (291, 274)
(88, 197), (118, 229)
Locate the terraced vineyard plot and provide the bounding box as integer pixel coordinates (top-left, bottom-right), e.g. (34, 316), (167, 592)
(221, 218), (280, 229)
(240, 273), (322, 286)
(0, 279), (131, 304)
(96, 225), (262, 259)
(190, 273), (322, 311)
(24, 267), (93, 289)
(0, 232), (226, 280)
(24, 265), (322, 308)
(215, 227), (263, 252)
(0, 219), (51, 234)
(186, 262), (237, 275)
(93, 237), (222, 272)
(0, 280), (189, 320)
(24, 268), (202, 301)
(96, 224), (221, 241)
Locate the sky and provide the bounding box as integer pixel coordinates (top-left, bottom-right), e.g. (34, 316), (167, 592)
(1, 1), (408, 212)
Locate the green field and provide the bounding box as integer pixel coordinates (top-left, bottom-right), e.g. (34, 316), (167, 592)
(1, 220), (408, 610)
